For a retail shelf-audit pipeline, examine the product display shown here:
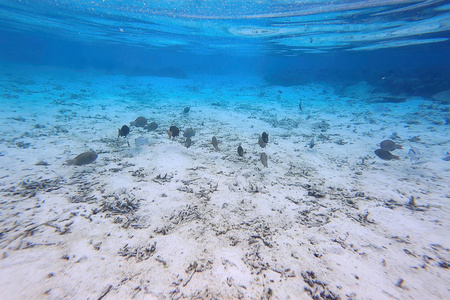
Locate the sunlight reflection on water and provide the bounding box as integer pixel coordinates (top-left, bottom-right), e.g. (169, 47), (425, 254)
(0, 0), (449, 54)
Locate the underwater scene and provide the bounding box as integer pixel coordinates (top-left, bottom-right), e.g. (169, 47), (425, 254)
(0, 0), (449, 299)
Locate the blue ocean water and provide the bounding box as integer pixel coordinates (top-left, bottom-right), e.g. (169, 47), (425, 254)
(0, 1), (449, 299)
(1, 0), (449, 87)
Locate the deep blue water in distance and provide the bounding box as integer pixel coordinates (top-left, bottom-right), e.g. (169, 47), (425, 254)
(0, 0), (449, 96)
(1, 3), (450, 298)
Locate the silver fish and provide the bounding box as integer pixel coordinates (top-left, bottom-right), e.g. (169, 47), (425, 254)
(135, 136), (149, 147)
(408, 147), (420, 164)
(260, 152), (268, 167)
(212, 136), (220, 151)
(309, 137), (315, 148)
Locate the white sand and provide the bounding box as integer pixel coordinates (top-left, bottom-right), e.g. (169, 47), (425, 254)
(0, 65), (449, 299)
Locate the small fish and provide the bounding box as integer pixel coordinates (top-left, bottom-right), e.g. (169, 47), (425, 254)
(443, 152), (450, 161)
(166, 130), (172, 139)
(185, 137), (192, 148)
(183, 107), (190, 114)
(260, 152), (268, 168)
(262, 132), (269, 144)
(380, 139), (402, 151)
(212, 136), (220, 151)
(130, 116), (147, 127)
(66, 151), (97, 166)
(144, 121), (158, 131)
(299, 101), (302, 111)
(374, 149), (400, 160)
(35, 161), (49, 166)
(408, 147), (420, 164)
(258, 136), (266, 148)
(309, 137), (315, 149)
(183, 128), (196, 138)
(169, 126), (180, 138)
(135, 136), (149, 147)
(118, 125), (130, 138)
(237, 145), (244, 157)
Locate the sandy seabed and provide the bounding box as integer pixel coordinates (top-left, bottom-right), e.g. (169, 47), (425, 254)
(0, 65), (449, 299)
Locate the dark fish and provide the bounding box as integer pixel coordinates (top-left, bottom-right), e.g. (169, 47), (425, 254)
(309, 137), (315, 148)
(212, 136), (220, 151)
(183, 128), (196, 138)
(374, 149), (400, 160)
(237, 145), (244, 157)
(258, 136), (266, 148)
(144, 121), (158, 131)
(260, 152), (268, 168)
(131, 117), (147, 127)
(118, 125), (130, 138)
(185, 137), (192, 148)
(169, 126), (180, 138)
(262, 132), (269, 144)
(66, 151), (97, 166)
(183, 107), (190, 113)
(299, 101), (302, 111)
(380, 139), (402, 151)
